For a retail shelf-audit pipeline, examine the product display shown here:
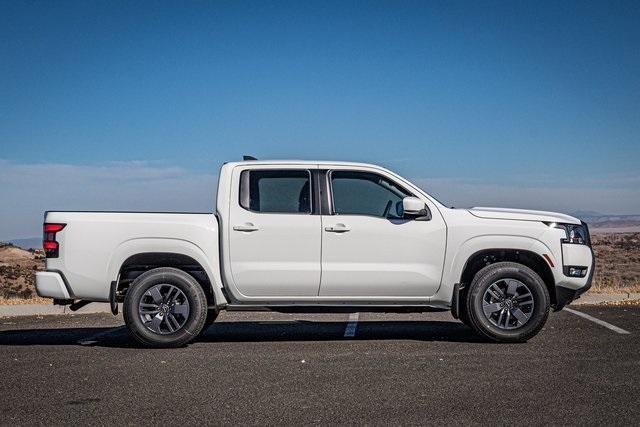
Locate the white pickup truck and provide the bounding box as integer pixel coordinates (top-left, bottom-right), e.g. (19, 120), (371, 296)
(36, 158), (593, 347)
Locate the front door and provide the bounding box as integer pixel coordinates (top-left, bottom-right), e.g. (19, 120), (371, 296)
(320, 169), (446, 297)
(228, 167), (321, 297)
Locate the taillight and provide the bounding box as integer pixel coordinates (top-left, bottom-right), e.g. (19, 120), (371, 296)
(43, 223), (66, 258)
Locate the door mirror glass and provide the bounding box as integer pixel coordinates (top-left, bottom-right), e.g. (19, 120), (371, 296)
(402, 197), (430, 219)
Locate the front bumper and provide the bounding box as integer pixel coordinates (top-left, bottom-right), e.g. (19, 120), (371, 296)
(35, 271), (71, 299)
(554, 247), (595, 309)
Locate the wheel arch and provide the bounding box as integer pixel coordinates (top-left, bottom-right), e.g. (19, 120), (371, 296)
(432, 234), (557, 306)
(458, 248), (556, 307)
(108, 238), (227, 307)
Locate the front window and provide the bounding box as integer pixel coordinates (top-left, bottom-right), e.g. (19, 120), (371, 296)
(330, 171), (412, 219)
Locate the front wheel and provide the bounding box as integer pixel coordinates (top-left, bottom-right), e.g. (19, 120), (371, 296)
(123, 267), (208, 348)
(465, 262), (550, 343)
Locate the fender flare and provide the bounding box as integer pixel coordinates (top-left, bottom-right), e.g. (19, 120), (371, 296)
(433, 234), (556, 305)
(107, 237), (227, 306)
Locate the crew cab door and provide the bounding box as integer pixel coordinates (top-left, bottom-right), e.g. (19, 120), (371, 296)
(228, 166), (321, 297)
(319, 168), (446, 297)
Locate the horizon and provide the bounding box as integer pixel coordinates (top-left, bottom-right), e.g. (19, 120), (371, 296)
(2, 157), (639, 242)
(2, 1), (639, 239)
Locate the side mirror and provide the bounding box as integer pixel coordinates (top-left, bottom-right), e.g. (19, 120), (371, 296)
(402, 197), (431, 220)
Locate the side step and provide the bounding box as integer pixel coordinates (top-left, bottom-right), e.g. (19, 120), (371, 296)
(222, 304), (449, 314)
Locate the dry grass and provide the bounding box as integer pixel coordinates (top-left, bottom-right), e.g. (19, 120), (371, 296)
(590, 232), (640, 293)
(0, 242), (45, 302)
(0, 295), (51, 305)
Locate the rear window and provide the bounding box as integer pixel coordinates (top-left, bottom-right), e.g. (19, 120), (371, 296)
(239, 170), (311, 214)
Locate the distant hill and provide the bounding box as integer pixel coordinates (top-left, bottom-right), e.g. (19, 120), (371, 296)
(570, 212), (640, 229)
(8, 238), (42, 250)
(0, 242), (45, 300)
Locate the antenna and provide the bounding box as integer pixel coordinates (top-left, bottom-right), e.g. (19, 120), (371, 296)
(243, 155), (257, 161)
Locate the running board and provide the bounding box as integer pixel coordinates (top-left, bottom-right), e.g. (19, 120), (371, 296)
(221, 304), (449, 314)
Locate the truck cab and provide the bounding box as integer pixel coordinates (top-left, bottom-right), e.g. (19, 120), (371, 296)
(217, 160), (447, 302)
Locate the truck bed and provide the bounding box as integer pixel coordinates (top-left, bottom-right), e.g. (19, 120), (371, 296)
(42, 211), (220, 301)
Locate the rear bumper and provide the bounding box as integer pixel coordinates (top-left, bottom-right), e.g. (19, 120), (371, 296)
(35, 271), (72, 299)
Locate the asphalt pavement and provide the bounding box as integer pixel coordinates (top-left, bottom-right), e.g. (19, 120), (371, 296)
(1, 305), (638, 425)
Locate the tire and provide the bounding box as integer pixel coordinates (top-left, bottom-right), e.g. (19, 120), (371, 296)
(465, 262), (550, 343)
(123, 267), (208, 348)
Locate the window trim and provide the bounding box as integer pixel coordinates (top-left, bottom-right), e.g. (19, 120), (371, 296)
(238, 168), (314, 215)
(327, 169), (416, 218)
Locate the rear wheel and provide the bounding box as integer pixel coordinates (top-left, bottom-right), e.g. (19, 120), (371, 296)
(123, 267), (207, 348)
(465, 262), (550, 342)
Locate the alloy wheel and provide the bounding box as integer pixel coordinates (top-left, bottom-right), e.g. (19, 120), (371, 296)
(482, 278), (534, 330)
(138, 284), (190, 334)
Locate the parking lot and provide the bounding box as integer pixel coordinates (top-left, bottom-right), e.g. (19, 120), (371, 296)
(1, 305), (638, 425)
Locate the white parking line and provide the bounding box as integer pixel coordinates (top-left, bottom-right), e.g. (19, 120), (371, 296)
(564, 308), (631, 335)
(78, 326), (127, 345)
(344, 313), (359, 337)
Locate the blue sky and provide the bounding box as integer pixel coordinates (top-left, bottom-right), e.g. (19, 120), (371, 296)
(1, 1), (639, 239)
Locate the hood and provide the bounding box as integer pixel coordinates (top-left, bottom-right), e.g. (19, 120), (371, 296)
(468, 207), (581, 224)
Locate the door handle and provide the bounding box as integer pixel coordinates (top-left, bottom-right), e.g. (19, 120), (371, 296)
(325, 224), (350, 233)
(233, 223), (259, 232)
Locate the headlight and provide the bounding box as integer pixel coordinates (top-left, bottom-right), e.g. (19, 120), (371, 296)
(547, 222), (591, 246)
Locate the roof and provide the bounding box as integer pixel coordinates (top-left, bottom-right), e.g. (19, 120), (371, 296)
(224, 159), (384, 168)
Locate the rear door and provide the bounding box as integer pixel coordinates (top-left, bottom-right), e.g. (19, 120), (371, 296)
(228, 165), (321, 297)
(319, 168), (446, 297)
